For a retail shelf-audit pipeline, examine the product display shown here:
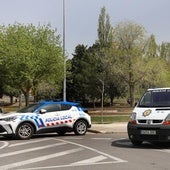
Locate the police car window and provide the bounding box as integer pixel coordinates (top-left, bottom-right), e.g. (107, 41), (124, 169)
(17, 104), (42, 113)
(61, 104), (71, 111)
(41, 104), (61, 112)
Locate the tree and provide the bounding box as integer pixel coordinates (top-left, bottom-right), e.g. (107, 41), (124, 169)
(140, 35), (168, 88)
(145, 34), (158, 58)
(113, 21), (166, 106)
(159, 42), (170, 86)
(70, 45), (99, 104)
(0, 23), (63, 106)
(96, 7), (126, 104)
(97, 6), (113, 47)
(160, 42), (170, 62)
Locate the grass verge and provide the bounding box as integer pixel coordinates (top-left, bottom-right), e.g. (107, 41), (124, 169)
(91, 115), (130, 124)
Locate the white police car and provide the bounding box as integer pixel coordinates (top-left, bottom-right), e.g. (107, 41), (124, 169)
(0, 101), (91, 139)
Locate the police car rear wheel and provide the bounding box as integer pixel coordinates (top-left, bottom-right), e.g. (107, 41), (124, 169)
(16, 123), (34, 140)
(74, 120), (87, 135)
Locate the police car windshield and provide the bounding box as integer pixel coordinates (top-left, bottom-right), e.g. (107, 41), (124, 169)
(17, 103), (42, 113)
(139, 90), (170, 107)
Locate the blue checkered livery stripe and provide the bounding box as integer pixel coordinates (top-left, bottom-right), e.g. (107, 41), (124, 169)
(20, 114), (45, 128)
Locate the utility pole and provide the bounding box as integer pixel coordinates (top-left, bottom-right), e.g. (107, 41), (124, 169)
(99, 78), (104, 123)
(63, 0), (66, 101)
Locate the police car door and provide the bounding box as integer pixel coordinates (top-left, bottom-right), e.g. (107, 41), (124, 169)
(39, 103), (61, 129)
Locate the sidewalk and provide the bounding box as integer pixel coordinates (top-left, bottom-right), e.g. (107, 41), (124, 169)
(88, 122), (127, 134)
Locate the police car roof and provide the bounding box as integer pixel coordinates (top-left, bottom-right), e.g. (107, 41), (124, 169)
(38, 100), (80, 106)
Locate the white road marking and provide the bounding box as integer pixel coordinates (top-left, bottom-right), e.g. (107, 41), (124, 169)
(156, 149), (170, 153)
(71, 155), (107, 165)
(91, 138), (112, 140)
(56, 139), (127, 163)
(0, 142), (66, 158)
(0, 147), (83, 170)
(19, 161), (126, 170)
(0, 137), (128, 170)
(119, 138), (127, 140)
(64, 137), (83, 140)
(0, 141), (8, 149)
(9, 138), (54, 147)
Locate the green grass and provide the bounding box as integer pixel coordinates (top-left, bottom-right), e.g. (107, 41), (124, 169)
(91, 115), (130, 124)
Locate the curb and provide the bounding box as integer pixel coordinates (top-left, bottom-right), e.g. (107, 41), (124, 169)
(87, 129), (102, 134)
(87, 122), (128, 134)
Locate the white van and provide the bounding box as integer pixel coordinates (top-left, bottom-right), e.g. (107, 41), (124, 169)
(128, 88), (170, 146)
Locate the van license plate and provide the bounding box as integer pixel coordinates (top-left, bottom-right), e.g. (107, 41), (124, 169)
(140, 130), (156, 135)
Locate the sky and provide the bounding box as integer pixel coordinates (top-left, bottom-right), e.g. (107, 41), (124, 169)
(0, 0), (170, 58)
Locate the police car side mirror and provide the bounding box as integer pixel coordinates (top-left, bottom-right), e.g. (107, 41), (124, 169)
(39, 109), (47, 114)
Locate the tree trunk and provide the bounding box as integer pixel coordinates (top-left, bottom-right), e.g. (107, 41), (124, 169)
(25, 91), (30, 107)
(129, 84), (135, 107)
(18, 94), (22, 109)
(9, 95), (13, 105)
(22, 90), (30, 107)
(110, 97), (114, 106)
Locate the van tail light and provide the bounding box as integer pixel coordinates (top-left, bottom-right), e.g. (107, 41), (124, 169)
(129, 120), (137, 124)
(163, 114), (170, 125)
(163, 121), (170, 125)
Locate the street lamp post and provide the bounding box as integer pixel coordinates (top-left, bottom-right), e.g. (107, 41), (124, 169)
(63, 0), (66, 101)
(99, 78), (104, 123)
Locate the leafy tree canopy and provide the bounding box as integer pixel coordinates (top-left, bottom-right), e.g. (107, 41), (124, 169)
(0, 23), (63, 106)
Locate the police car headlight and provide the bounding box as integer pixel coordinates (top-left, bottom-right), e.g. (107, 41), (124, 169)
(129, 112), (137, 124)
(0, 116), (17, 122)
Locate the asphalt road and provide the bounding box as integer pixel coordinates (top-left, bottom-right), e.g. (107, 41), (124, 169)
(1, 132), (170, 170)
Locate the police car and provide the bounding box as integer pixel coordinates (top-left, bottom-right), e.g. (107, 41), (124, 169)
(128, 88), (170, 146)
(0, 101), (91, 139)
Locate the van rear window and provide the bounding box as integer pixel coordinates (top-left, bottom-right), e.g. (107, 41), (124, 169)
(139, 91), (170, 107)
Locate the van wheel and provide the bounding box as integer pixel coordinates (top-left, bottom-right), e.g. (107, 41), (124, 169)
(130, 139), (143, 146)
(16, 123), (34, 140)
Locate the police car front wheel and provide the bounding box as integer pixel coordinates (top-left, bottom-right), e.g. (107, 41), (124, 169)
(16, 122), (34, 140)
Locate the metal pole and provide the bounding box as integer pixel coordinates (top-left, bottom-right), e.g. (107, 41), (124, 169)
(101, 80), (104, 123)
(63, 0), (66, 101)
(99, 79), (104, 123)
